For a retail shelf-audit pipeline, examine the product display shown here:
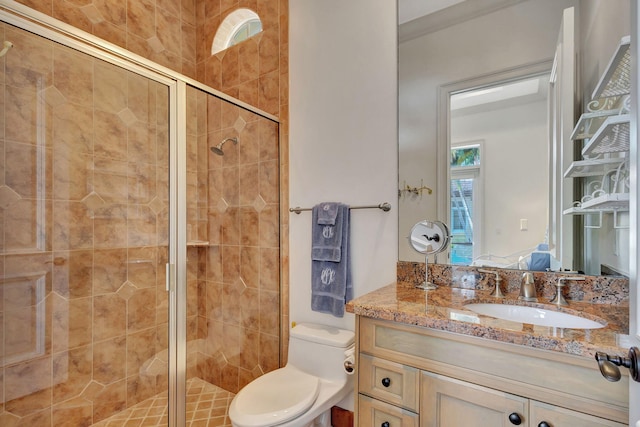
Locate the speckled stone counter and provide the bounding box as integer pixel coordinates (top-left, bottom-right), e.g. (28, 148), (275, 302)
(346, 262), (630, 359)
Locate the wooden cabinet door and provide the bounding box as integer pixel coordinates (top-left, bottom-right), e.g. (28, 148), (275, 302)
(421, 371), (528, 427)
(358, 394), (419, 427)
(529, 400), (627, 427)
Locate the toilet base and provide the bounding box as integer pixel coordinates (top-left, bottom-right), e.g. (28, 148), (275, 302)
(311, 409), (331, 427)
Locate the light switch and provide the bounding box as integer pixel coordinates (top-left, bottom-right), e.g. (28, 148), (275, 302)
(520, 219), (528, 231)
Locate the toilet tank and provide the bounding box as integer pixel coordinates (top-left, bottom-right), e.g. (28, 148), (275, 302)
(288, 323), (354, 381)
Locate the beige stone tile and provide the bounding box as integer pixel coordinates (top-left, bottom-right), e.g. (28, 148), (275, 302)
(53, 46), (93, 107)
(258, 70), (279, 115)
(238, 39), (259, 83)
(7, 197), (51, 252)
(53, 0), (93, 33)
(157, 7), (182, 56)
(239, 326), (259, 370)
(93, 248), (127, 295)
(5, 26), (53, 89)
(93, 335), (126, 384)
(126, 0), (156, 39)
(238, 164), (258, 206)
(93, 294), (126, 341)
(53, 102), (94, 154)
(220, 47), (239, 89)
(204, 282), (222, 324)
(128, 161), (155, 204)
(7, 141), (52, 199)
(127, 247), (158, 289)
(239, 246), (258, 289)
(52, 146), (92, 201)
(239, 207), (258, 247)
(52, 295), (92, 352)
(258, 159), (278, 205)
(52, 345), (92, 404)
(259, 247), (279, 291)
(128, 288), (156, 332)
(52, 396), (93, 427)
(4, 356), (52, 415)
(94, 110), (128, 161)
(92, 378), (127, 423)
(259, 289), (279, 335)
(126, 327), (156, 377)
(221, 206), (239, 245)
(221, 279), (240, 325)
(52, 200), (93, 250)
(239, 287), (258, 330)
(94, 62), (128, 114)
(258, 29), (279, 75)
(127, 374), (156, 408)
(93, 204), (127, 248)
(258, 203), (278, 248)
(258, 331), (279, 373)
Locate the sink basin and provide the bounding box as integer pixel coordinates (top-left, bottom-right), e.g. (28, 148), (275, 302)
(464, 303), (606, 329)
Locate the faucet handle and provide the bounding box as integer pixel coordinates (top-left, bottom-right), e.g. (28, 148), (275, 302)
(551, 276), (583, 306)
(478, 269), (505, 298)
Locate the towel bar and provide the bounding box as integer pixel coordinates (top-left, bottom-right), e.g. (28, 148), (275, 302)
(289, 202), (391, 214)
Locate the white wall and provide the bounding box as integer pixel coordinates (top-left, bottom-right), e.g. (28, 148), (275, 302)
(398, 0), (579, 261)
(451, 97), (549, 259)
(289, 1), (398, 332)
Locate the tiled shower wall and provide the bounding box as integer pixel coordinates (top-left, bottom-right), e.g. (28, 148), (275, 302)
(0, 22), (172, 426)
(14, 0), (291, 363)
(185, 87), (280, 393)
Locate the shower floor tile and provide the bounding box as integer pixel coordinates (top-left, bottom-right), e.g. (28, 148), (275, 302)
(91, 378), (234, 427)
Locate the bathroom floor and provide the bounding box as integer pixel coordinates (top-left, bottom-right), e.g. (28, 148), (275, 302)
(90, 378), (234, 427)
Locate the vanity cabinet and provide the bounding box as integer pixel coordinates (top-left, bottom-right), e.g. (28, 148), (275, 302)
(354, 317), (628, 427)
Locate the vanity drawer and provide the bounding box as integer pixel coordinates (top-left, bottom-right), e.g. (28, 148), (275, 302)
(359, 353), (420, 412)
(358, 394), (419, 427)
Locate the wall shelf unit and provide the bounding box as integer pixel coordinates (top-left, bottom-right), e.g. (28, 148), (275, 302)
(563, 157), (626, 178)
(591, 35), (630, 100)
(581, 114), (630, 157)
(564, 35), (630, 219)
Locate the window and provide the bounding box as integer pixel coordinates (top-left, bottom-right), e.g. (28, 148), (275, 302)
(211, 9), (263, 55)
(450, 143), (482, 264)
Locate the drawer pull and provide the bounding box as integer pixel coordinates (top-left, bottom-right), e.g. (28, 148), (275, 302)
(381, 377), (391, 387)
(508, 413), (522, 425)
(381, 422), (390, 427)
(538, 423), (550, 427)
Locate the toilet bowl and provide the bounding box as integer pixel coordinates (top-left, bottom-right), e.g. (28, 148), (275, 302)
(229, 323), (355, 427)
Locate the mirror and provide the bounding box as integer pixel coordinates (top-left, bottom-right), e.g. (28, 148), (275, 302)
(398, 0), (630, 276)
(408, 220), (450, 289)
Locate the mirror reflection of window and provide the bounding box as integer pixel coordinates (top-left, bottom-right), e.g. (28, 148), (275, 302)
(449, 73), (550, 268)
(450, 144), (481, 264)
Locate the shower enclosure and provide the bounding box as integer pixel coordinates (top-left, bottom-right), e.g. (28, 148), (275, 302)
(0, 6), (280, 427)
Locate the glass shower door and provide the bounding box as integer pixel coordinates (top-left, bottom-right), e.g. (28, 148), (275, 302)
(0, 20), (173, 427)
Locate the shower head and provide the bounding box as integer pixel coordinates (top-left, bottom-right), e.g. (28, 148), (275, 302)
(211, 137), (238, 156)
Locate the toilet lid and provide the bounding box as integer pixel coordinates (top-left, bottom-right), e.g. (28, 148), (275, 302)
(229, 366), (320, 427)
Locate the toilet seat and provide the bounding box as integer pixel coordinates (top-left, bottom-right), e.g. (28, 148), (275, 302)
(229, 365), (320, 427)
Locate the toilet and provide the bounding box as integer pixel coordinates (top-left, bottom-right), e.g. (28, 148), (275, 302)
(229, 323), (355, 427)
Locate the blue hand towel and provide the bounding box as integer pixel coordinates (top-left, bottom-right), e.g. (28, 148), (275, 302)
(311, 203), (352, 317)
(311, 203), (344, 262)
(317, 202), (339, 225)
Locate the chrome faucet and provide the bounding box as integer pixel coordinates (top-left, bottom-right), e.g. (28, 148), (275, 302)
(478, 269), (505, 298)
(518, 272), (537, 302)
(550, 276), (583, 306)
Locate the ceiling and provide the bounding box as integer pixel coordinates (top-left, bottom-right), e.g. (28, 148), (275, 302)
(398, 0), (466, 24)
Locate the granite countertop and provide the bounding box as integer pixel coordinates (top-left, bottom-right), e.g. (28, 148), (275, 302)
(346, 278), (630, 359)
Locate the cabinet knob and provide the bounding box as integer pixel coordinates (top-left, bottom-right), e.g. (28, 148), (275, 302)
(508, 413), (522, 425)
(538, 422), (551, 427)
(381, 377), (391, 387)
(381, 422), (390, 427)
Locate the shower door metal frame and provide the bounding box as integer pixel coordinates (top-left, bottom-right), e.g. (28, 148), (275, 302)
(0, 4), (189, 425)
(0, 2), (280, 426)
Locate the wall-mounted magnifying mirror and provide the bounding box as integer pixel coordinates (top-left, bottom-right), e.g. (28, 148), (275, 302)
(409, 220), (450, 289)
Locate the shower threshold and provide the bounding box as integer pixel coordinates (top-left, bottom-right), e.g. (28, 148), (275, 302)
(90, 378), (234, 427)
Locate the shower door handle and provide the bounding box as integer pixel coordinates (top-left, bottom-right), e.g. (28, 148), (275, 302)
(166, 263), (175, 292)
